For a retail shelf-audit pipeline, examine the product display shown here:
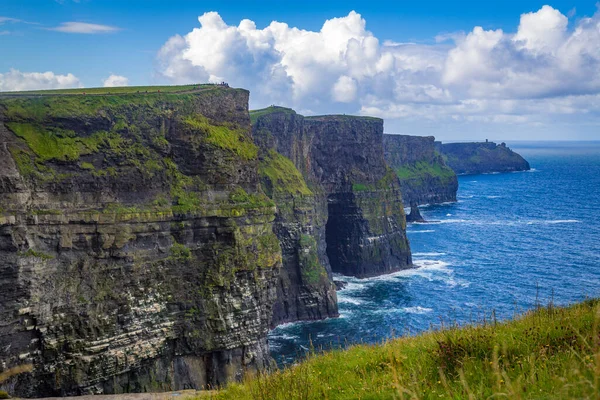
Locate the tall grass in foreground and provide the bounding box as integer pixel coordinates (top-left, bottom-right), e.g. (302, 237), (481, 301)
(201, 300), (600, 399)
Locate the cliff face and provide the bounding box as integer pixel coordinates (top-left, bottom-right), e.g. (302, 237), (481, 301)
(383, 135), (458, 205)
(0, 88), (282, 397)
(252, 110), (337, 326)
(436, 141), (530, 175)
(252, 108), (412, 280)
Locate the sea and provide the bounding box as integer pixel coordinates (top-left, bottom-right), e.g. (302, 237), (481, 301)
(269, 141), (600, 366)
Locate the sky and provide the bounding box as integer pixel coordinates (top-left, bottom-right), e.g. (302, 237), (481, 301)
(1, 0), (600, 141)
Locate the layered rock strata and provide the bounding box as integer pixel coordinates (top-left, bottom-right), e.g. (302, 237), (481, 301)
(252, 107), (412, 280)
(0, 87), (281, 397)
(383, 134), (458, 205)
(252, 112), (337, 325)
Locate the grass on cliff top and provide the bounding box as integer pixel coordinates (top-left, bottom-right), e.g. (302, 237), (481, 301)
(304, 114), (382, 122)
(0, 83), (216, 96)
(249, 106), (297, 124)
(200, 299), (600, 400)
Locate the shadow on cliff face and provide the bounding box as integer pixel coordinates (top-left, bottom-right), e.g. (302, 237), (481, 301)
(325, 192), (412, 278)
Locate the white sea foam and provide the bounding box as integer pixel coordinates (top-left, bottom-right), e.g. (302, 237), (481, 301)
(446, 213), (452, 216)
(444, 276), (471, 288)
(418, 219), (468, 225)
(269, 332), (300, 341)
(338, 280), (367, 293)
(337, 295), (364, 305)
(407, 229), (436, 233)
(413, 252), (447, 257)
(486, 195), (502, 199)
(316, 333), (335, 338)
(403, 306), (433, 314)
(374, 305), (433, 315)
(527, 219), (581, 225)
(414, 259), (452, 272)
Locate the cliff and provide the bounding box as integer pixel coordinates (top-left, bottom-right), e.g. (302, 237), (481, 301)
(436, 141), (530, 175)
(252, 109), (338, 326)
(383, 135), (458, 205)
(252, 107), (412, 280)
(0, 87), (282, 397)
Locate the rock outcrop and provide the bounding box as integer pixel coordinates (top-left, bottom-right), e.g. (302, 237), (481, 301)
(383, 135), (458, 205)
(436, 141), (530, 175)
(252, 107), (412, 280)
(405, 202), (425, 223)
(0, 87), (282, 397)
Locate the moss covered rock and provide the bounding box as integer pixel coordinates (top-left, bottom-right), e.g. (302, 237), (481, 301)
(384, 134), (458, 205)
(0, 86), (281, 397)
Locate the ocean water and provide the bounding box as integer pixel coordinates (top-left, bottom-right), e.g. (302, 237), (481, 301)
(269, 141), (600, 365)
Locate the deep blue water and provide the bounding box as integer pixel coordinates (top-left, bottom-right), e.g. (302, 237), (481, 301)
(269, 141), (600, 365)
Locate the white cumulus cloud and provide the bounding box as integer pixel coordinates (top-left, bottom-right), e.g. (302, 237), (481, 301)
(0, 69), (81, 92)
(157, 6), (600, 139)
(103, 74), (129, 87)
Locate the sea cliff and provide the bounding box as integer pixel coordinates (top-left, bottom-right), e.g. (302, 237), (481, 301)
(0, 94), (414, 397)
(436, 141), (530, 175)
(0, 87), (282, 396)
(252, 107), (412, 281)
(383, 134), (458, 205)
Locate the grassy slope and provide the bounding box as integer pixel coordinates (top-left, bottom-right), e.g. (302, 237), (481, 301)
(249, 106), (297, 124)
(0, 86), (273, 215)
(0, 83), (215, 96)
(394, 160), (455, 183)
(200, 300), (600, 399)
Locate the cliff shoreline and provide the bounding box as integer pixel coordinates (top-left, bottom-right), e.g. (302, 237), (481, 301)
(1, 95), (413, 397)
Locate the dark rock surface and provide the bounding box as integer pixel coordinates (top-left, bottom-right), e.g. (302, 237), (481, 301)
(436, 141), (530, 175)
(252, 108), (338, 326)
(383, 135), (458, 205)
(252, 108), (412, 280)
(0, 88), (281, 397)
(406, 202), (426, 223)
(0, 96), (414, 398)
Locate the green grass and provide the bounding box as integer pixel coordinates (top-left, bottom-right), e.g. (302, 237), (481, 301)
(394, 160), (456, 182)
(249, 106), (297, 124)
(0, 83), (215, 95)
(304, 114), (382, 122)
(184, 115), (258, 160)
(19, 249), (54, 260)
(259, 150), (313, 197)
(0, 87), (243, 123)
(228, 187), (275, 209)
(297, 234), (327, 286)
(6, 122), (112, 162)
(199, 300), (600, 399)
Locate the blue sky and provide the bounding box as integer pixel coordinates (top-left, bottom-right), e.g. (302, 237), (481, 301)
(1, 0), (600, 140)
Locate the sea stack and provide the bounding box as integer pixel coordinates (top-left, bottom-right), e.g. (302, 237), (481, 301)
(406, 202), (426, 223)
